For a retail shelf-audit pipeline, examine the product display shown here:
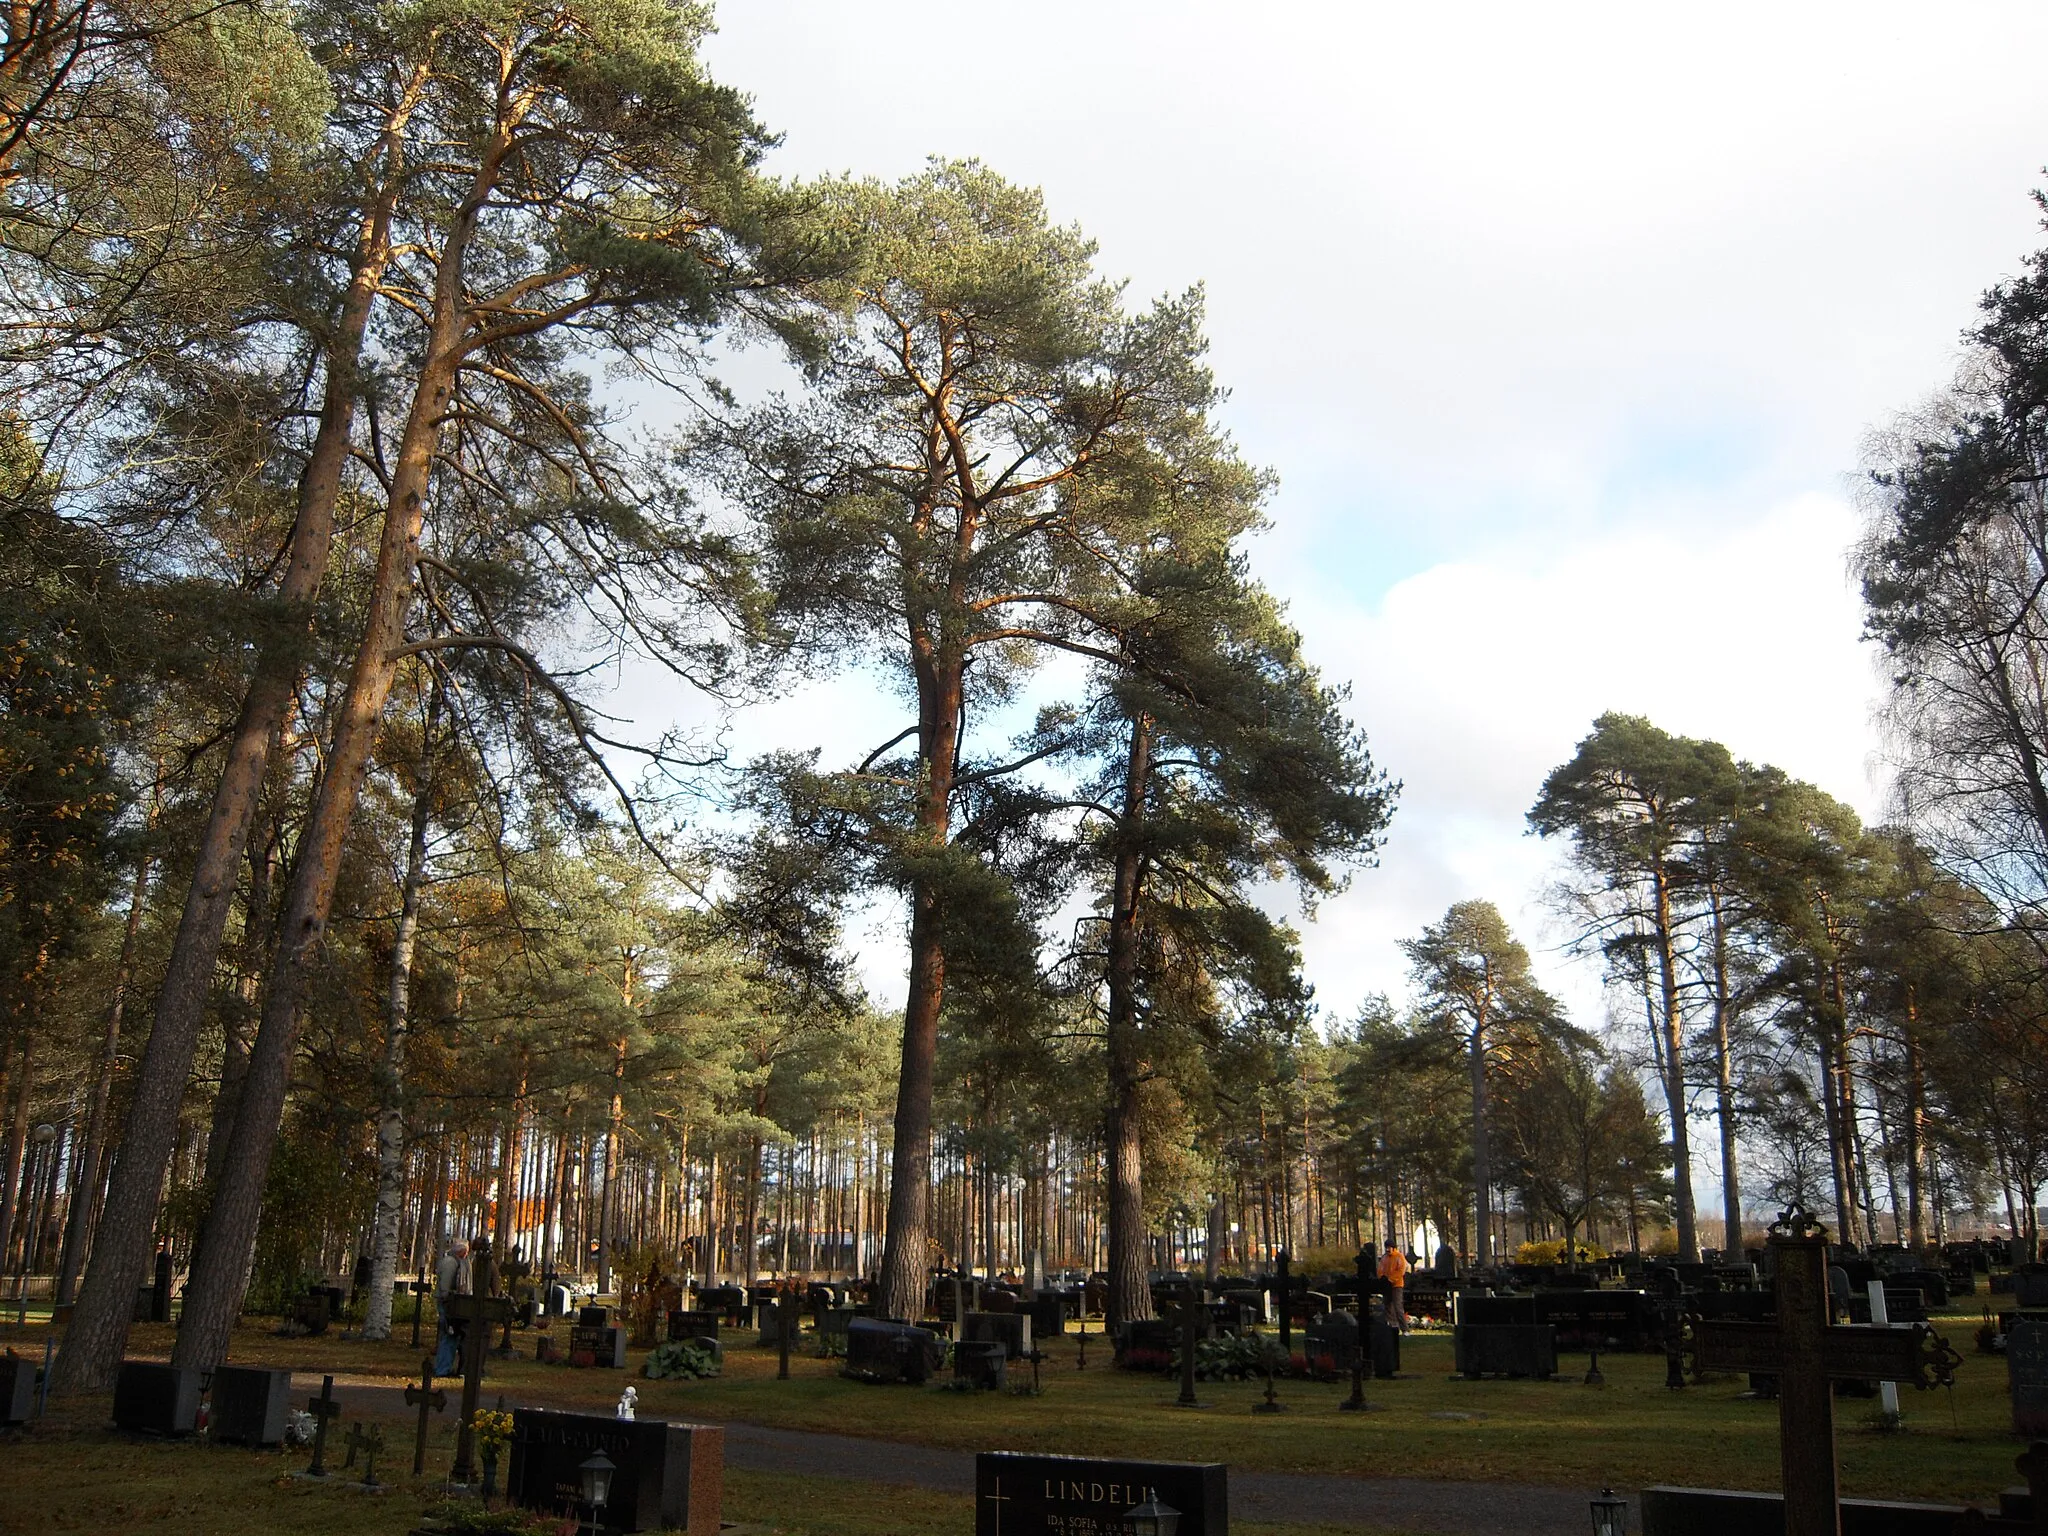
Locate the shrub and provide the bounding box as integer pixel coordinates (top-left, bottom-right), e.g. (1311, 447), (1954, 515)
(1170, 1333), (1286, 1381)
(642, 1340), (721, 1380)
(1513, 1239), (1608, 1265)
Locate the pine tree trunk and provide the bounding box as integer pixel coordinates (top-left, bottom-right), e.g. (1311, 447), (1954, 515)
(362, 702), (438, 1341)
(52, 85), (422, 1392)
(55, 841), (150, 1305)
(0, 1030), (33, 1266)
(1104, 714), (1154, 1338)
(1468, 1019), (1492, 1266)
(1709, 890), (1742, 1251)
(875, 638), (963, 1323)
(1651, 863), (1698, 1260)
(1904, 989), (1927, 1251)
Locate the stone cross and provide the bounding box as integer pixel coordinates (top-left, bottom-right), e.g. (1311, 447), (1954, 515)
(403, 1356), (446, 1476)
(304, 1374), (341, 1478)
(446, 1240), (514, 1486)
(1695, 1209), (1958, 1536)
(343, 1422), (384, 1489)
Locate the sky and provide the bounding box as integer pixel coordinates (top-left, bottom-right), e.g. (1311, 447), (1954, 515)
(631, 1), (2048, 1036)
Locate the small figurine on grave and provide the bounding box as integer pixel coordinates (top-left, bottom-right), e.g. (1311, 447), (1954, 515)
(617, 1385), (638, 1421)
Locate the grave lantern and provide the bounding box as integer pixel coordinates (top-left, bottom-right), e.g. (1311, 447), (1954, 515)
(1126, 1496), (1181, 1536)
(578, 1450), (615, 1531)
(1589, 1486), (1626, 1536)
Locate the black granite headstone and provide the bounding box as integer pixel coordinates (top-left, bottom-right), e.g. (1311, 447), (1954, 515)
(1453, 1323), (1557, 1379)
(962, 1310), (1031, 1360)
(2010, 1319), (2048, 1436)
(507, 1408), (722, 1535)
(667, 1309), (720, 1342)
(954, 1339), (1008, 1390)
(208, 1364), (292, 1446)
(570, 1324), (626, 1367)
(0, 1353), (33, 1424)
(976, 1451), (1226, 1536)
(842, 1317), (943, 1383)
(112, 1360), (202, 1435)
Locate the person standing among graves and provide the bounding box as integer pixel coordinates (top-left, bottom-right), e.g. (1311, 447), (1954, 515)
(1377, 1239), (1409, 1331)
(434, 1239), (471, 1376)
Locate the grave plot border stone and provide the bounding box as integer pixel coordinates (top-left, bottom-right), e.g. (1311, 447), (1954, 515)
(208, 1364), (293, 1446)
(112, 1361), (202, 1436)
(507, 1408), (721, 1536)
(976, 1450), (1227, 1536)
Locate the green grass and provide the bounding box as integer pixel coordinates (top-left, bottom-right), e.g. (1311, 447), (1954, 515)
(0, 1304), (2026, 1534)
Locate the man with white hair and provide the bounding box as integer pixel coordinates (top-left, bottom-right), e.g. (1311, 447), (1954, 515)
(433, 1238), (471, 1376)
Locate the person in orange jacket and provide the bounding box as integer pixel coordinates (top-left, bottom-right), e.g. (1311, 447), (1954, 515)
(1377, 1239), (1409, 1331)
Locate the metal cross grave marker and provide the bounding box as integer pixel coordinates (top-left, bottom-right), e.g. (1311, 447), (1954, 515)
(445, 1240), (514, 1486)
(304, 1374), (341, 1478)
(403, 1356), (447, 1476)
(1694, 1209), (1959, 1536)
(343, 1421), (385, 1489)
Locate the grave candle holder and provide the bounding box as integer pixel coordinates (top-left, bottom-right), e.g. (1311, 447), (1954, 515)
(1590, 1486), (1626, 1536)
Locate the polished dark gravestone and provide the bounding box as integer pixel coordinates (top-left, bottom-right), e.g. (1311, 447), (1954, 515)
(571, 1323), (627, 1367)
(2010, 1320), (2048, 1437)
(208, 1365), (293, 1446)
(963, 1310), (1032, 1360)
(0, 1353), (34, 1424)
(842, 1316), (944, 1384)
(667, 1309), (720, 1342)
(112, 1360), (202, 1435)
(507, 1408), (722, 1535)
(1639, 1487), (1967, 1536)
(976, 1451), (1226, 1536)
(1453, 1324), (1557, 1379)
(955, 1339), (1008, 1391)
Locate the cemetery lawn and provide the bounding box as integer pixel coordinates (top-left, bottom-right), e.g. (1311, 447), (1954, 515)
(9, 1308), (2023, 1527)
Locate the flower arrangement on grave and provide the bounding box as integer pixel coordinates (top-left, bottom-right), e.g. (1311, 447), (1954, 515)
(1172, 1334), (1286, 1382)
(471, 1408), (514, 1465)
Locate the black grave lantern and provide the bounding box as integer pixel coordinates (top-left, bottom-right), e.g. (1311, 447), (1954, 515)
(1127, 1495), (1181, 1536)
(579, 1451), (615, 1518)
(1589, 1486), (1626, 1536)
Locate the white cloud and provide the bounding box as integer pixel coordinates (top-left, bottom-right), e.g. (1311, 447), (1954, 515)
(1290, 492), (1878, 1024)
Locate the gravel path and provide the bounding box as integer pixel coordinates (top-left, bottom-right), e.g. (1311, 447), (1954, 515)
(290, 1372), (1605, 1535)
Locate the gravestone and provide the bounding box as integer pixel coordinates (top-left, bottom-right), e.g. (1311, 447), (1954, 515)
(757, 1304), (801, 1349)
(294, 1290), (331, 1336)
(816, 1306), (855, 1353)
(208, 1365), (292, 1446)
(1304, 1311), (1359, 1374)
(1116, 1318), (1179, 1368)
(697, 1286), (746, 1325)
(1534, 1289), (1656, 1351)
(955, 1339), (1008, 1391)
(571, 1323), (627, 1367)
(1453, 1324), (1557, 1379)
(2010, 1320), (2048, 1436)
(0, 1353), (34, 1425)
(1026, 1294), (1067, 1340)
(2013, 1266), (2048, 1310)
(112, 1360), (202, 1435)
(508, 1408), (721, 1535)
(963, 1310), (1032, 1360)
(842, 1317), (944, 1384)
(976, 1451), (1227, 1536)
(1455, 1292), (1538, 1326)
(668, 1309), (721, 1342)
(581, 1304), (615, 1328)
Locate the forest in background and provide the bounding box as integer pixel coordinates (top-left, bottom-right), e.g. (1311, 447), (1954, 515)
(5, 0), (2048, 1396)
